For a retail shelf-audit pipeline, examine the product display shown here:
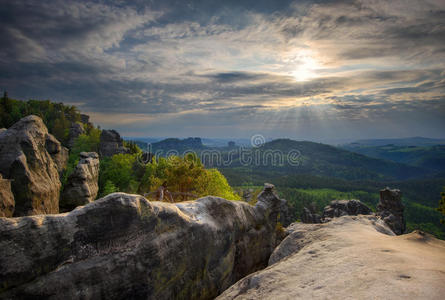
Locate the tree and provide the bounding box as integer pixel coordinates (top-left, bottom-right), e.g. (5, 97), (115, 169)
(136, 153), (239, 202)
(439, 188), (445, 224)
(100, 180), (118, 198)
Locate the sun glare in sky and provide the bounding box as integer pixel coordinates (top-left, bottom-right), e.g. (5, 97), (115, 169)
(287, 50), (321, 82)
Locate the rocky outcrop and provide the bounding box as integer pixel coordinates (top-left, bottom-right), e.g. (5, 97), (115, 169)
(45, 132), (69, 177)
(99, 129), (129, 157)
(219, 216), (445, 299)
(322, 199), (372, 221)
(377, 187), (406, 235)
(0, 174), (14, 217)
(0, 184), (284, 299)
(301, 207), (322, 223)
(0, 115), (65, 216)
(61, 152), (99, 211)
(301, 200), (371, 224)
(67, 122), (85, 148)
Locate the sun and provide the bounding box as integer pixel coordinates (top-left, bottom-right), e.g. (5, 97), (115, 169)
(287, 50), (320, 82)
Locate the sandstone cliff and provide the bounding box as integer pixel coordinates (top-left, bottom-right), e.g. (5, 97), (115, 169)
(0, 184), (285, 299)
(218, 215), (445, 300)
(0, 115), (67, 216)
(0, 174), (14, 217)
(99, 129), (129, 157)
(61, 152), (100, 211)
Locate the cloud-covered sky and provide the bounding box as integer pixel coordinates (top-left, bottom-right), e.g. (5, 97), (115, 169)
(1, 0), (444, 140)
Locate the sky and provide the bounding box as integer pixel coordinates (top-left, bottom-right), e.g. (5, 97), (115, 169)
(1, 0), (444, 140)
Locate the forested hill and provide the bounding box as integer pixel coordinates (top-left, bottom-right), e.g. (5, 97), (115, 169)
(0, 93), (89, 147)
(341, 144), (445, 171)
(150, 137), (207, 154)
(223, 139), (435, 181)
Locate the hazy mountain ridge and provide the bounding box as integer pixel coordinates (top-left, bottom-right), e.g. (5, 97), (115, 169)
(341, 143), (445, 171)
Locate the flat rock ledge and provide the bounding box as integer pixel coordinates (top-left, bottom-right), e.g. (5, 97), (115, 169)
(217, 215), (445, 300)
(0, 185), (284, 300)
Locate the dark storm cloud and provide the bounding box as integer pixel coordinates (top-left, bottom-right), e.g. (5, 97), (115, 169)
(0, 0), (444, 138)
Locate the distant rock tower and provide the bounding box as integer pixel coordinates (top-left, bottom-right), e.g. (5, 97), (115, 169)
(377, 187), (406, 235)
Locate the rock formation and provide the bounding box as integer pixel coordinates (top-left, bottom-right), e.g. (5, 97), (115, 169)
(99, 129), (129, 157)
(67, 122), (85, 148)
(219, 215), (445, 299)
(0, 184), (285, 299)
(322, 199), (372, 221)
(0, 174), (14, 217)
(301, 200), (371, 224)
(301, 206), (322, 223)
(377, 187), (406, 235)
(61, 152), (99, 211)
(45, 132), (69, 177)
(0, 115), (66, 216)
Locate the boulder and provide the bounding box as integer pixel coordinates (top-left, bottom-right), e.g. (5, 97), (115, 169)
(377, 187), (405, 235)
(0, 115), (63, 216)
(99, 129), (129, 157)
(219, 216), (445, 299)
(67, 122), (85, 148)
(301, 207), (322, 224)
(0, 184), (284, 299)
(322, 199), (372, 220)
(0, 174), (14, 217)
(61, 152), (99, 211)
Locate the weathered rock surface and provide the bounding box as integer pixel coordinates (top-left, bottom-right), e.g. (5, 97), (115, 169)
(45, 132), (69, 177)
(67, 122), (85, 148)
(0, 115), (65, 216)
(301, 207), (322, 224)
(322, 199), (372, 220)
(219, 216), (445, 300)
(99, 129), (129, 157)
(377, 187), (406, 235)
(61, 152), (99, 211)
(0, 174), (14, 217)
(0, 184), (284, 299)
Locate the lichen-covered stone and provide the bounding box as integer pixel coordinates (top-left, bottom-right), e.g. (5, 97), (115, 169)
(0, 184), (284, 299)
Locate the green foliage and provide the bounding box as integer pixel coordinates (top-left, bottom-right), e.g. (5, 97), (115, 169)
(123, 140), (142, 154)
(98, 153), (239, 201)
(196, 169), (240, 200)
(100, 180), (118, 197)
(0, 95), (82, 146)
(61, 128), (101, 188)
(99, 154), (141, 194)
(437, 188), (445, 224)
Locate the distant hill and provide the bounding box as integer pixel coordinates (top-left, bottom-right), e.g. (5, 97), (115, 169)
(346, 137), (445, 147)
(150, 137), (207, 154)
(220, 139), (434, 181)
(341, 144), (445, 171)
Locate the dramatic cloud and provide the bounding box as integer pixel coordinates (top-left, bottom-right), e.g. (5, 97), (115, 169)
(0, 0), (444, 139)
